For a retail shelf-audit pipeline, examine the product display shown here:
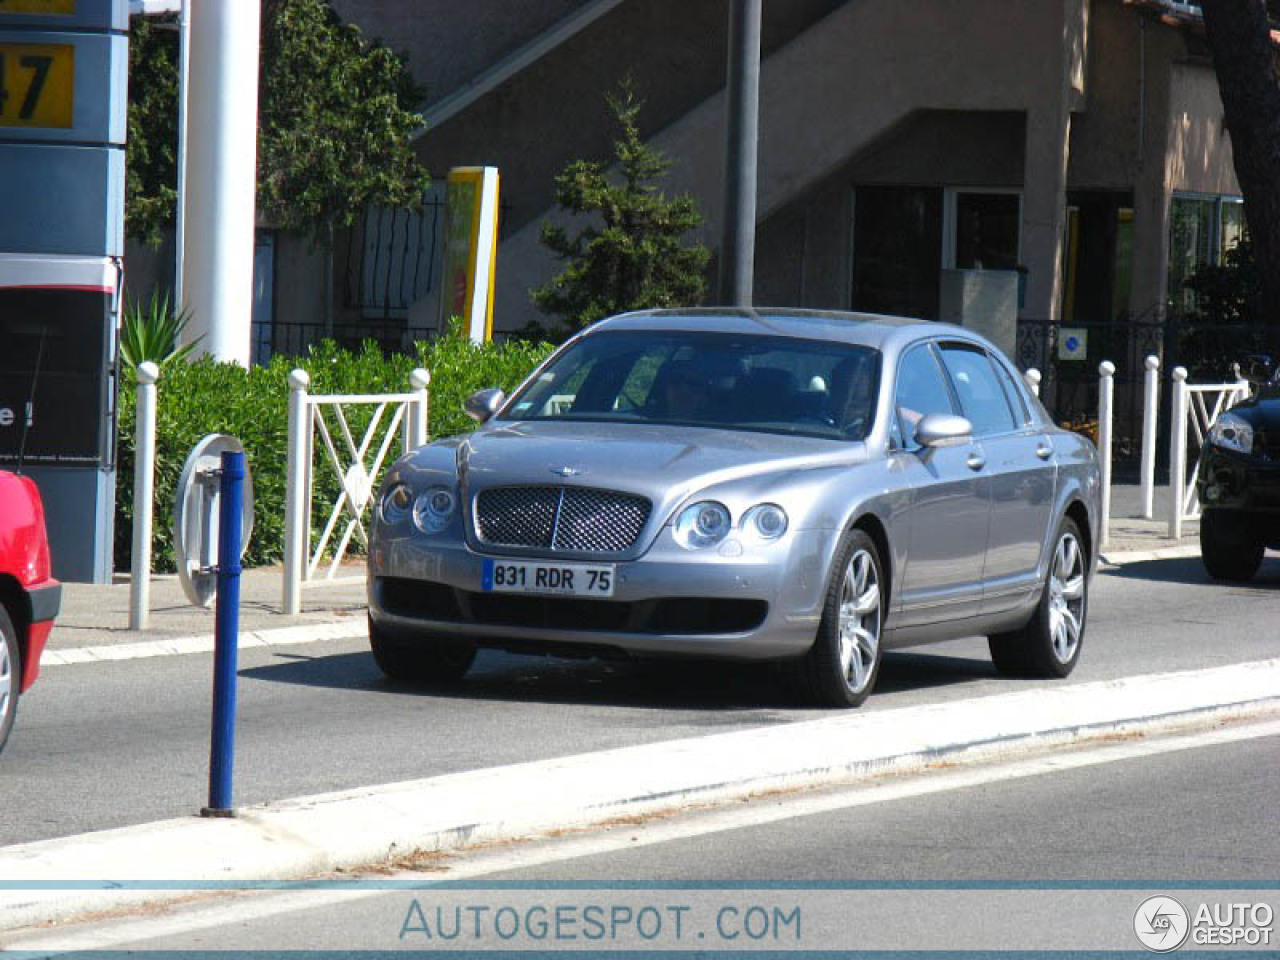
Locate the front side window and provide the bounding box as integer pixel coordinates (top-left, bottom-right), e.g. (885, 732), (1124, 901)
(894, 343), (956, 445)
(503, 330), (881, 441)
(939, 343), (1017, 437)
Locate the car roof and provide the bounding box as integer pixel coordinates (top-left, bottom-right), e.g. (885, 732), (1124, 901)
(593, 307), (980, 352)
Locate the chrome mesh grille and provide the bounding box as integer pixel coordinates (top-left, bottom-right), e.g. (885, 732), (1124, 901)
(474, 486), (651, 553)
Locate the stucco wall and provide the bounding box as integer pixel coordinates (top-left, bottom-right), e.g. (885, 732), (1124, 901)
(1166, 61), (1239, 196)
(492, 0), (1082, 332)
(328, 0), (590, 109)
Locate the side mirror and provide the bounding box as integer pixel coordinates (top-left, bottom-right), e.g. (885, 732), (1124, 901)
(464, 387), (506, 423)
(1238, 355), (1276, 387)
(915, 413), (974, 448)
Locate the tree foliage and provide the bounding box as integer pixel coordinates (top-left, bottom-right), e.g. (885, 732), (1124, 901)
(257, 0), (429, 244)
(532, 81), (709, 334)
(125, 0), (429, 248)
(125, 17), (179, 247)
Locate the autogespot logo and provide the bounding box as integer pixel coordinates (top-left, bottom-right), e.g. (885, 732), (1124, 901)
(1134, 896), (1191, 952)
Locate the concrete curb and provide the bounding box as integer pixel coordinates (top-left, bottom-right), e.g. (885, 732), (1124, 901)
(2, 658), (1279, 933)
(1100, 544), (1201, 566)
(40, 620), (368, 667)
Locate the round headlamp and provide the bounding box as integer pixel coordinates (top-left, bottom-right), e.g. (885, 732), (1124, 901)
(673, 500), (732, 550)
(412, 486), (457, 534)
(742, 503), (789, 541)
(379, 482), (413, 525)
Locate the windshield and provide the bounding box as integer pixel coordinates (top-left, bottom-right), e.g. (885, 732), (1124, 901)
(501, 330), (881, 441)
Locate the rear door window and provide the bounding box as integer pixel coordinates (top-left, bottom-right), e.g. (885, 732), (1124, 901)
(938, 343), (1017, 437)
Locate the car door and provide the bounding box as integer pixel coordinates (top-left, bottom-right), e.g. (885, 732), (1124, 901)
(936, 342), (1057, 616)
(890, 342), (991, 627)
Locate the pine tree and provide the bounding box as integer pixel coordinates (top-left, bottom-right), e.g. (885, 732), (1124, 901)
(532, 80), (709, 333)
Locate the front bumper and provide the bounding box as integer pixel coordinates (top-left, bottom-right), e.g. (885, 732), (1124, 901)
(368, 529), (836, 661)
(1198, 445), (1280, 538)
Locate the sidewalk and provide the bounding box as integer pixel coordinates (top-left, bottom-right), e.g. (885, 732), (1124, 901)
(1101, 482), (1200, 563)
(48, 565), (368, 654)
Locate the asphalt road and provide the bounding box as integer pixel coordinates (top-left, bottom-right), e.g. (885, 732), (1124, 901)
(19, 727), (1278, 954)
(3, 553), (1278, 846)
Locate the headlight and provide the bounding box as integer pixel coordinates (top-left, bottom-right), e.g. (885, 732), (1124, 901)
(741, 503), (788, 541)
(379, 482), (413, 524)
(1208, 413), (1254, 454)
(673, 500), (732, 550)
(412, 486), (457, 534)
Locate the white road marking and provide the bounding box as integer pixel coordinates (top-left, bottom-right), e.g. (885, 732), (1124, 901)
(11, 716), (1280, 955)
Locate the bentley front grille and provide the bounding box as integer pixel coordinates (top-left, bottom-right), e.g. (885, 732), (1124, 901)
(474, 486), (651, 553)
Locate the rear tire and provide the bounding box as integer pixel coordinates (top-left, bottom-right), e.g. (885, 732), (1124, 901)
(989, 516), (1087, 678)
(1200, 510), (1264, 582)
(781, 529), (884, 708)
(369, 615), (475, 685)
(0, 606), (20, 756)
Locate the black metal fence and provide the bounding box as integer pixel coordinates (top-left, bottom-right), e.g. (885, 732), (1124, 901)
(1017, 312), (1272, 465)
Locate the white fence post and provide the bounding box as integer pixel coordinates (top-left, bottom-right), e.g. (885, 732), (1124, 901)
(128, 362), (161, 630)
(1139, 354), (1159, 520)
(1168, 366), (1188, 540)
(1023, 367), (1041, 398)
(1097, 361), (1115, 549)
(283, 368), (311, 615)
(407, 367), (430, 453)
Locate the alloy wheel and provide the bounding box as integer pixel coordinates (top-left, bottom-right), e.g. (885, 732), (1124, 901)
(0, 632), (10, 728)
(837, 548), (881, 693)
(1047, 532), (1085, 664)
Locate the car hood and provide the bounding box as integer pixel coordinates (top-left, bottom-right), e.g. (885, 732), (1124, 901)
(455, 419), (866, 504)
(1230, 389), (1280, 427)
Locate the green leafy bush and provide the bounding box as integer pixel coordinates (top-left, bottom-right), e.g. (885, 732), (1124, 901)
(116, 335), (555, 572)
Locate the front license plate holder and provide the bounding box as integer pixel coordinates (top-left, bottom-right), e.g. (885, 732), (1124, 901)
(481, 558), (616, 598)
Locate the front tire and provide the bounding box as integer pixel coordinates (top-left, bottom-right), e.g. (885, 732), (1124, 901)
(989, 516), (1087, 678)
(1200, 509), (1264, 582)
(369, 615), (475, 685)
(0, 606), (20, 755)
(782, 529), (884, 708)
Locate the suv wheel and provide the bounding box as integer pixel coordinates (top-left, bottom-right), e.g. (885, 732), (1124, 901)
(1200, 509), (1264, 582)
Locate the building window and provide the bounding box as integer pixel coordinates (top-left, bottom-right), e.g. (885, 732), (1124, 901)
(1167, 194), (1244, 313)
(850, 186), (1022, 322)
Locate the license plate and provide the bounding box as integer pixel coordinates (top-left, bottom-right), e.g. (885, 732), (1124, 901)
(0, 42), (74, 129)
(482, 558), (615, 597)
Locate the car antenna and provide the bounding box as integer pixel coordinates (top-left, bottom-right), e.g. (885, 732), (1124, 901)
(15, 323), (48, 477)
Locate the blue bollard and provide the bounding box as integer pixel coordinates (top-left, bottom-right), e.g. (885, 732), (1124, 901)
(204, 450), (245, 816)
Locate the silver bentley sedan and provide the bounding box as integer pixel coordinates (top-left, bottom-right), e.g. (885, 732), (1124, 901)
(368, 309), (1100, 707)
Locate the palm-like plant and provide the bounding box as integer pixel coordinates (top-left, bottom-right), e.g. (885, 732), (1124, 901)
(120, 288), (202, 370)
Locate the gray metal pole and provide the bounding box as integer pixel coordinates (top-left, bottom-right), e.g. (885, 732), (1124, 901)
(718, 0), (762, 307)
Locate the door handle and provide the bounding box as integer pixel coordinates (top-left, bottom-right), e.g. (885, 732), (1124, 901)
(966, 453), (986, 471)
(1035, 444), (1053, 461)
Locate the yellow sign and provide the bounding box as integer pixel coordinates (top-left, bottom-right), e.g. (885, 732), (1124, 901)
(0, 0), (76, 14)
(0, 42), (73, 128)
(439, 167), (500, 342)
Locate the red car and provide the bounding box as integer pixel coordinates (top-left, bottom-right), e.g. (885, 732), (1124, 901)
(0, 469), (59, 754)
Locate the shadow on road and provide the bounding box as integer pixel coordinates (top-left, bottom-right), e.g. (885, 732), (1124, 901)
(239, 646), (999, 712)
(1103, 554), (1280, 587)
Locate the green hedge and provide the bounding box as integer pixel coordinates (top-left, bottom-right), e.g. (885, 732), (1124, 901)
(116, 336), (556, 572)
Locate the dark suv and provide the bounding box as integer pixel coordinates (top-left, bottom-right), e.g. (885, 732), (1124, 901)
(1197, 356), (1280, 581)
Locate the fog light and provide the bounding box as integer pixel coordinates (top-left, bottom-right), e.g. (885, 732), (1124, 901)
(1205, 484), (1222, 502)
